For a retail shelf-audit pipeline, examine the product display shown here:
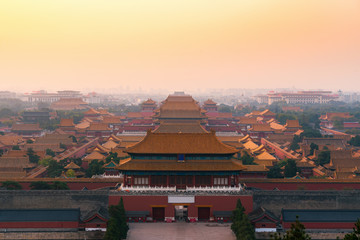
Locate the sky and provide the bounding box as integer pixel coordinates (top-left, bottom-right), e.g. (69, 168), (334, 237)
(0, 0), (359, 93)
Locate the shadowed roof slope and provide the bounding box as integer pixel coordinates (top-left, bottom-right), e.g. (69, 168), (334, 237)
(154, 122), (207, 133)
(125, 131), (238, 154)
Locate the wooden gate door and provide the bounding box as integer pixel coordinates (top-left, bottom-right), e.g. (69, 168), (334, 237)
(198, 207), (210, 221)
(152, 207), (165, 221)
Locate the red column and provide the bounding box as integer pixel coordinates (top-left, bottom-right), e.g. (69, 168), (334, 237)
(211, 176), (214, 187)
(192, 176), (195, 186)
(149, 175), (151, 186)
(166, 175), (169, 186)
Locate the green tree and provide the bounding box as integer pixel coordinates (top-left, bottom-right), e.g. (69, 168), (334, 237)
(46, 148), (56, 157)
(231, 199), (255, 240)
(26, 139), (34, 144)
(272, 216), (311, 240)
(69, 135), (77, 143)
(267, 165), (284, 178)
(290, 135), (301, 151)
(284, 159), (297, 178)
(104, 197), (129, 240)
(85, 160), (105, 177)
(309, 143), (319, 156)
(277, 113), (296, 125)
(27, 148), (40, 164)
(0, 108), (14, 118)
(344, 219), (360, 240)
(30, 181), (52, 190)
(316, 151), (331, 166)
(106, 152), (121, 164)
(51, 181), (69, 190)
(218, 104), (233, 113)
(39, 156), (53, 166)
(47, 159), (64, 178)
(1, 181), (22, 190)
(240, 151), (256, 165)
(349, 135), (360, 147)
(66, 169), (76, 178)
(12, 145), (20, 150)
(59, 143), (67, 149)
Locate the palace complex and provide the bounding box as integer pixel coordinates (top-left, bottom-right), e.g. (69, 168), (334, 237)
(2, 91), (360, 238)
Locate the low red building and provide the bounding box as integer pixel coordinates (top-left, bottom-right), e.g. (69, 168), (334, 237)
(0, 209), (80, 230)
(282, 209), (360, 230)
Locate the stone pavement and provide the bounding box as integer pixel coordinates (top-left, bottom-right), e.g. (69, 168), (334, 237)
(127, 222), (236, 240)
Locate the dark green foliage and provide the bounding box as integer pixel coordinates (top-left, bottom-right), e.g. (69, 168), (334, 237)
(85, 160), (105, 177)
(272, 216), (311, 240)
(27, 148), (40, 164)
(59, 143), (67, 149)
(344, 219), (360, 240)
(70, 157), (82, 167)
(231, 199), (255, 240)
(46, 148), (56, 157)
(39, 118), (60, 131)
(1, 181), (22, 190)
(30, 181), (52, 190)
(349, 135), (360, 147)
(47, 159), (64, 178)
(309, 143), (319, 156)
(0, 108), (14, 118)
(218, 104), (233, 113)
(284, 159), (297, 178)
(290, 135), (301, 151)
(240, 151), (256, 165)
(26, 139), (34, 144)
(12, 145), (20, 150)
(69, 135), (77, 143)
(51, 181), (69, 190)
(269, 101), (286, 113)
(333, 117), (344, 130)
(106, 152), (120, 164)
(316, 151), (331, 166)
(277, 113), (296, 125)
(56, 110), (84, 124)
(30, 181), (69, 190)
(104, 197), (129, 240)
(267, 165), (284, 178)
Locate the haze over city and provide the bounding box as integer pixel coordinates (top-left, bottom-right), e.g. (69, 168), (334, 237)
(1, 0), (359, 93)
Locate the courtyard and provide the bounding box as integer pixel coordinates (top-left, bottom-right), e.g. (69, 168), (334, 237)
(127, 222), (236, 240)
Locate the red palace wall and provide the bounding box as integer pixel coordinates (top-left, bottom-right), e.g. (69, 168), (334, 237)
(14, 180), (119, 190)
(283, 222), (356, 229)
(109, 195), (253, 220)
(0, 222), (79, 228)
(242, 181), (360, 191)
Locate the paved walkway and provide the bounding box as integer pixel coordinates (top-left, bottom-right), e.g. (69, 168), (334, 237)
(127, 222), (236, 240)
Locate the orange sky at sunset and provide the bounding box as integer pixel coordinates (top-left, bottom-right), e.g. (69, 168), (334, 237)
(1, 0), (359, 93)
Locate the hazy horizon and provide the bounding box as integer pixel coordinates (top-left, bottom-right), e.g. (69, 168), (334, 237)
(1, 0), (359, 92)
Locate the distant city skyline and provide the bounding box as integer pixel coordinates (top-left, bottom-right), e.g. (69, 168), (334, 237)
(1, 0), (359, 92)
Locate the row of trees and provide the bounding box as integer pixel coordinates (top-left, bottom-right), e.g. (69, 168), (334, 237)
(267, 159), (298, 178)
(1, 180), (69, 190)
